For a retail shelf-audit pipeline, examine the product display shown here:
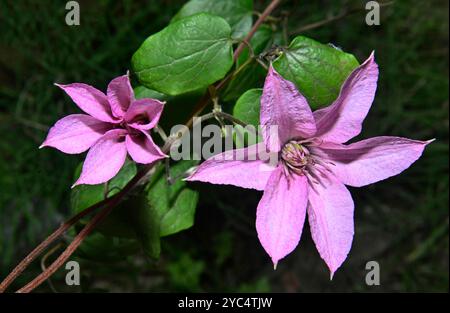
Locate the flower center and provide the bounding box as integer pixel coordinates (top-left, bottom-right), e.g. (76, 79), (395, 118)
(280, 139), (335, 187)
(281, 141), (312, 176)
(118, 121), (139, 135)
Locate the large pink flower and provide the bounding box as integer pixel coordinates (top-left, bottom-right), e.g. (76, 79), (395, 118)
(187, 53), (433, 276)
(41, 74), (166, 187)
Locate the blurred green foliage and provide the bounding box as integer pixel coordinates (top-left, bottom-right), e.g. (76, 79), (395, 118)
(0, 0), (448, 292)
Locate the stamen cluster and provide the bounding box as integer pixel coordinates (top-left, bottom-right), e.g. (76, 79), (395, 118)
(280, 139), (335, 187)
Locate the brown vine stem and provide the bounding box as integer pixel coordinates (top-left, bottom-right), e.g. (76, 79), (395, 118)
(15, 161), (152, 293)
(0, 195), (113, 292)
(233, 0), (282, 60)
(1, 0), (282, 293)
(17, 198), (118, 292)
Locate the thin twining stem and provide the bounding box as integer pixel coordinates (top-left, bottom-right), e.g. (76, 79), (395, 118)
(215, 111), (250, 129)
(154, 124), (168, 142)
(40, 242), (64, 293)
(290, 1), (394, 35)
(164, 110), (256, 184)
(234, 0), (282, 60)
(214, 52), (256, 94)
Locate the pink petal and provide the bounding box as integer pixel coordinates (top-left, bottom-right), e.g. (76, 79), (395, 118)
(307, 177), (354, 278)
(256, 167), (308, 268)
(314, 136), (433, 187)
(124, 98), (165, 130)
(125, 131), (166, 164)
(313, 52), (379, 143)
(186, 143), (277, 191)
(72, 129), (128, 187)
(40, 114), (112, 154)
(56, 83), (118, 123)
(107, 73), (134, 118)
(261, 65), (316, 152)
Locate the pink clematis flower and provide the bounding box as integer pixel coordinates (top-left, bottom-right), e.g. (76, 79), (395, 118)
(187, 53), (433, 276)
(40, 73), (166, 187)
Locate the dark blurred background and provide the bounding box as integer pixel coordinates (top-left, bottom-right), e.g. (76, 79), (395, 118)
(0, 0), (448, 292)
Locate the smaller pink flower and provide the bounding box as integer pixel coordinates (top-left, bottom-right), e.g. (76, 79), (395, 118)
(40, 73), (166, 187)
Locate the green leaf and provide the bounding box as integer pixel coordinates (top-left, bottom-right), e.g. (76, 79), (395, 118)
(70, 159), (137, 214)
(98, 195), (161, 260)
(233, 88), (262, 126)
(134, 85), (169, 102)
(172, 0), (253, 40)
(273, 36), (359, 109)
(132, 13), (233, 96)
(147, 160), (199, 237)
(160, 189), (199, 237)
(95, 198), (139, 239)
(222, 64), (265, 102)
(71, 160), (160, 259)
(70, 159), (140, 239)
(126, 195), (161, 260)
(76, 231), (140, 262)
(232, 88), (262, 147)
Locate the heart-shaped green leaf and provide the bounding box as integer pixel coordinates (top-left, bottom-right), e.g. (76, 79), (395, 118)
(126, 195), (161, 260)
(86, 195), (161, 260)
(76, 231), (140, 262)
(273, 36), (359, 109)
(134, 85), (169, 102)
(76, 195), (161, 261)
(232, 88), (262, 147)
(233, 88), (262, 126)
(132, 13), (233, 96)
(147, 160), (199, 237)
(172, 0), (253, 40)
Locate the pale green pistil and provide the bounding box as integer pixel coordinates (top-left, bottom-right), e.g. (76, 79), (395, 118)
(280, 140), (335, 187)
(281, 141), (312, 176)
